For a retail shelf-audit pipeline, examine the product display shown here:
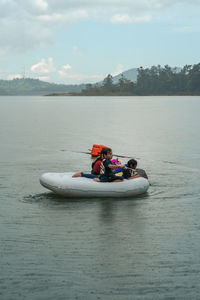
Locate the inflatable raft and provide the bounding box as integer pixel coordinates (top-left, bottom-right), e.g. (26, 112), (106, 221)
(40, 172), (149, 198)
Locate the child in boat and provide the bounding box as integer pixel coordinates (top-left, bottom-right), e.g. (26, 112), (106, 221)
(124, 159), (148, 179)
(113, 158), (148, 179)
(94, 148), (124, 182)
(113, 158), (137, 178)
(72, 148), (107, 179)
(123, 159), (138, 179)
(91, 150), (106, 175)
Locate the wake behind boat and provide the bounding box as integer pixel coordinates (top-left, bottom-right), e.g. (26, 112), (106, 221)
(40, 172), (149, 198)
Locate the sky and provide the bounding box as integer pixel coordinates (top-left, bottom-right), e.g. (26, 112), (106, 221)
(0, 0), (200, 84)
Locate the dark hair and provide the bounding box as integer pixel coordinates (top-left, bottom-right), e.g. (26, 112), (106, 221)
(100, 148), (106, 155)
(101, 147), (112, 156)
(127, 159), (137, 169)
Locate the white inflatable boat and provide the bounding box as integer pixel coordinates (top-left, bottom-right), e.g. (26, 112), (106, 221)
(40, 172), (149, 198)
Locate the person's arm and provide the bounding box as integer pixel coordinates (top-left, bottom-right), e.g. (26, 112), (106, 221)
(113, 167), (122, 174)
(108, 163), (124, 169)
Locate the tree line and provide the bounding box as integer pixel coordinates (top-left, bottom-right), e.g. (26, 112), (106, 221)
(0, 78), (85, 95)
(79, 63), (200, 96)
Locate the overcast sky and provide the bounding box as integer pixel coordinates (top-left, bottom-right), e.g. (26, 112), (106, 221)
(0, 0), (200, 84)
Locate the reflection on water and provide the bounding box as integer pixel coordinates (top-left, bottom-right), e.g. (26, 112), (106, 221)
(1, 96), (200, 299)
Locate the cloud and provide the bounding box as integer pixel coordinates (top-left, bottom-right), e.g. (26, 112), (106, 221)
(7, 74), (23, 80)
(63, 64), (72, 70)
(58, 70), (67, 77)
(0, 16), (52, 52)
(58, 71), (104, 83)
(111, 64), (124, 76)
(110, 14), (152, 24)
(38, 13), (63, 22)
(31, 57), (55, 74)
(58, 64), (72, 77)
(0, 2), (89, 53)
(66, 73), (104, 82)
(38, 9), (88, 23)
(38, 76), (50, 81)
(35, 0), (48, 10)
(0, 0), (199, 54)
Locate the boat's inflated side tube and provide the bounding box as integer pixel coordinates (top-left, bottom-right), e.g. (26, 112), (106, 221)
(40, 172), (149, 198)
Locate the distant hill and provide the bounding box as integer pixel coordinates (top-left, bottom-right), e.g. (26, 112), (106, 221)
(0, 66), (182, 96)
(80, 63), (200, 96)
(112, 67), (181, 83)
(112, 68), (138, 83)
(0, 78), (85, 96)
(0, 68), (139, 95)
(97, 68), (138, 86)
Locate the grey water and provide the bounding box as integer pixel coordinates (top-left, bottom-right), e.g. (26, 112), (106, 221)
(0, 96), (200, 300)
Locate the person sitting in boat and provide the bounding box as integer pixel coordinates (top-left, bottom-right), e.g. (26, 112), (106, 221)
(91, 149), (107, 175)
(72, 148), (107, 179)
(125, 159), (148, 179)
(114, 158), (148, 180)
(114, 158), (137, 179)
(94, 148), (125, 182)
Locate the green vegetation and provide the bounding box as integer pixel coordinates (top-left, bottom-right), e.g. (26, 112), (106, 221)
(80, 63), (200, 96)
(79, 74), (135, 96)
(0, 78), (85, 95)
(1, 63), (200, 96)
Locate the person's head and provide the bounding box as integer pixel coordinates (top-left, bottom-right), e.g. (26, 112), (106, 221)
(101, 147), (112, 159)
(127, 159), (137, 169)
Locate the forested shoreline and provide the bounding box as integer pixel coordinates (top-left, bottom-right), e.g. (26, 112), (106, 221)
(0, 78), (85, 95)
(1, 63), (200, 96)
(79, 63), (200, 96)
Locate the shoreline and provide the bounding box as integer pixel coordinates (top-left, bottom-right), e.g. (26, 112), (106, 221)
(1, 94), (200, 97)
(44, 93), (200, 97)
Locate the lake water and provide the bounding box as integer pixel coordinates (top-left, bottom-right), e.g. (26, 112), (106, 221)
(0, 96), (200, 300)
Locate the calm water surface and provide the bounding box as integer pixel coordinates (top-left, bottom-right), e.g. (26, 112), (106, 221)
(0, 96), (200, 299)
